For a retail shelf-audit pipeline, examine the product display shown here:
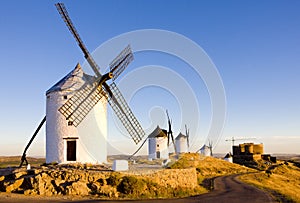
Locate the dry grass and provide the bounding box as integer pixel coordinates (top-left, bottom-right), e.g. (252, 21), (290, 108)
(240, 161), (300, 202)
(168, 153), (256, 190)
(0, 156), (45, 168)
(169, 153), (255, 177)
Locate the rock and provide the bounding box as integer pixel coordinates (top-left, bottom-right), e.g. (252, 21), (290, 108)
(99, 185), (119, 198)
(35, 172), (57, 196)
(14, 171), (27, 179)
(5, 179), (24, 192)
(66, 181), (90, 196)
(0, 176), (4, 181)
(89, 182), (99, 192)
(24, 189), (38, 195)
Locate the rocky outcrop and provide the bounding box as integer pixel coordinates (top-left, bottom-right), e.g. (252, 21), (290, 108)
(0, 165), (198, 197)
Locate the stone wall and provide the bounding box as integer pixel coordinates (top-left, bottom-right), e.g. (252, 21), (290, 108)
(144, 168), (197, 188)
(0, 166), (198, 197)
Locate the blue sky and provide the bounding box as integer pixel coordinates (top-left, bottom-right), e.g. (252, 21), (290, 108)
(0, 0), (299, 156)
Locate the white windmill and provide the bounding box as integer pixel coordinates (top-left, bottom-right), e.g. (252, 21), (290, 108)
(148, 126), (169, 160)
(175, 125), (190, 154)
(19, 3), (145, 166)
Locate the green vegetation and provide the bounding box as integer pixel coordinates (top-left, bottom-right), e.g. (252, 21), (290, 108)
(240, 161), (300, 202)
(115, 175), (204, 199)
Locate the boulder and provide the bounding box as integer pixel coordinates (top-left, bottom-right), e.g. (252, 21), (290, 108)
(24, 189), (38, 195)
(99, 185), (119, 198)
(5, 179), (23, 192)
(66, 181), (90, 196)
(14, 171), (28, 179)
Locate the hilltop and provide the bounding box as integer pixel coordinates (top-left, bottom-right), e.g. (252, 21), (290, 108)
(0, 153), (256, 200)
(2, 154), (300, 201)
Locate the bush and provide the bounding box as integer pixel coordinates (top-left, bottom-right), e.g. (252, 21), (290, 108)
(117, 176), (146, 195)
(106, 173), (121, 186)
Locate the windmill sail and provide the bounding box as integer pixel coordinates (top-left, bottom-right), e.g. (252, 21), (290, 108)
(59, 79), (106, 127)
(110, 45), (134, 80)
(106, 82), (145, 144)
(56, 2), (145, 145)
(55, 3), (102, 77)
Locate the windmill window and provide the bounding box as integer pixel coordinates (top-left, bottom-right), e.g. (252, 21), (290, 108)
(47, 95), (50, 99)
(63, 95), (68, 99)
(68, 121), (73, 126)
(157, 144), (159, 147)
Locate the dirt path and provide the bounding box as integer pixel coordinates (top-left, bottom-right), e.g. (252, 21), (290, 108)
(0, 174), (276, 203)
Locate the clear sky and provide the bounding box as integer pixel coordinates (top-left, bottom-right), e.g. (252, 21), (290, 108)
(0, 0), (299, 156)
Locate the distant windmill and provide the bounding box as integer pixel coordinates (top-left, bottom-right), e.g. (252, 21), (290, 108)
(166, 110), (176, 153)
(196, 139), (213, 157)
(20, 3), (145, 167)
(185, 124), (190, 152)
(208, 139), (213, 156)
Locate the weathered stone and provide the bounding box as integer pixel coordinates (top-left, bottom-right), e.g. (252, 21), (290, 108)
(5, 179), (24, 192)
(34, 172), (57, 196)
(88, 182), (99, 194)
(24, 189), (38, 195)
(66, 181), (90, 195)
(14, 171), (27, 179)
(145, 168), (197, 188)
(0, 176), (4, 181)
(99, 185), (119, 198)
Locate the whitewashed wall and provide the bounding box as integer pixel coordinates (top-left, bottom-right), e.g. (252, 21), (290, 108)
(148, 137), (169, 159)
(175, 137), (188, 154)
(46, 64), (107, 164)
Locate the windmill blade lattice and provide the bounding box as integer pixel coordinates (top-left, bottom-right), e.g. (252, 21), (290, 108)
(56, 2), (145, 146)
(55, 3), (102, 77)
(59, 80), (106, 127)
(110, 45), (134, 81)
(106, 82), (145, 144)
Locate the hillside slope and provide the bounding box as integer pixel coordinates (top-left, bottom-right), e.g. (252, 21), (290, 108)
(240, 161), (300, 202)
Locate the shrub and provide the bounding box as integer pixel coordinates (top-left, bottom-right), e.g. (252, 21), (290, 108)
(117, 176), (146, 195)
(106, 173), (121, 186)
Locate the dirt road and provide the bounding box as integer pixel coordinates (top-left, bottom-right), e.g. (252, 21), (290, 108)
(0, 174), (276, 203)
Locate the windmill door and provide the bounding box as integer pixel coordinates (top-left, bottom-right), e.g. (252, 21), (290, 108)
(156, 151), (161, 159)
(67, 141), (76, 161)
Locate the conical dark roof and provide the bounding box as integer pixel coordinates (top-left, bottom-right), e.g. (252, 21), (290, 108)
(148, 125), (167, 138)
(224, 153), (232, 158)
(175, 132), (187, 140)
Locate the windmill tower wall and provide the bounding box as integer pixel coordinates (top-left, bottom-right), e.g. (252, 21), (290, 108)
(200, 145), (211, 156)
(148, 137), (169, 159)
(46, 64), (107, 164)
(175, 137), (188, 153)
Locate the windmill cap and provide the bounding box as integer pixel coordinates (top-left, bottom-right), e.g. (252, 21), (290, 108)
(46, 63), (95, 95)
(175, 132), (187, 140)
